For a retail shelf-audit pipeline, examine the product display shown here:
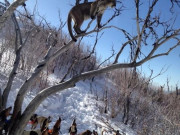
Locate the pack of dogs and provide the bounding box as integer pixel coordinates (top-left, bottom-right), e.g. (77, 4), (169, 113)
(23, 114), (59, 135)
(24, 114), (123, 135)
(24, 114), (98, 135)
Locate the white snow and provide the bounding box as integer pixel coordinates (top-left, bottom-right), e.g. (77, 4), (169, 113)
(0, 71), (137, 135)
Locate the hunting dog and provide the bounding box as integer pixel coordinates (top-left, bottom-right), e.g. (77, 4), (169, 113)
(30, 114), (51, 130)
(42, 117), (61, 135)
(23, 118), (49, 135)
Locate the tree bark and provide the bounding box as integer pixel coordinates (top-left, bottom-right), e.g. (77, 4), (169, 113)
(2, 13), (23, 110)
(0, 0), (27, 30)
(0, 88), (2, 112)
(12, 40), (75, 125)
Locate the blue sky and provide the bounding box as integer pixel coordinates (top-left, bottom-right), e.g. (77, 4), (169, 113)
(2, 0), (180, 90)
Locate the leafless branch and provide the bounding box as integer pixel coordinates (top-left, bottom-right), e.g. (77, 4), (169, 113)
(170, 0), (180, 12)
(0, 0), (28, 30)
(102, 7), (122, 28)
(114, 36), (138, 64)
(57, 10), (66, 32)
(60, 58), (77, 83)
(1, 11), (35, 109)
(98, 46), (115, 68)
(133, 0), (158, 62)
(151, 41), (180, 59)
(81, 31), (101, 60)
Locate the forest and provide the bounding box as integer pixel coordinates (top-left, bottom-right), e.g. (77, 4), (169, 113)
(0, 0), (180, 135)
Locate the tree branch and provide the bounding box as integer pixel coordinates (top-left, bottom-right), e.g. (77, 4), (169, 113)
(150, 40), (180, 59)
(133, 0), (158, 62)
(0, 0), (28, 30)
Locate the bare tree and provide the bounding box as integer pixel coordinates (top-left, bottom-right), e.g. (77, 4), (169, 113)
(0, 0), (179, 135)
(0, 0), (27, 30)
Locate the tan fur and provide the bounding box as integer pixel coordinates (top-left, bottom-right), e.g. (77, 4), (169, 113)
(31, 116), (46, 129)
(67, 0), (116, 41)
(30, 114), (51, 130)
(42, 117), (61, 135)
(24, 117), (50, 135)
(101, 129), (108, 135)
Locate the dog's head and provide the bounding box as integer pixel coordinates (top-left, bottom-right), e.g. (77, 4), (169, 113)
(30, 114), (38, 121)
(87, 130), (92, 135)
(47, 116), (52, 123)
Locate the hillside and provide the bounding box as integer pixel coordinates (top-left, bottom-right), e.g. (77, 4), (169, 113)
(0, 1), (180, 134)
(0, 71), (136, 135)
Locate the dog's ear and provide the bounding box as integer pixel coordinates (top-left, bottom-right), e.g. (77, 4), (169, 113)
(59, 117), (61, 121)
(31, 114), (36, 118)
(30, 115), (34, 120)
(48, 116), (52, 122)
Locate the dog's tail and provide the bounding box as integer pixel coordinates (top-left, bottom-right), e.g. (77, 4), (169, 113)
(67, 12), (77, 42)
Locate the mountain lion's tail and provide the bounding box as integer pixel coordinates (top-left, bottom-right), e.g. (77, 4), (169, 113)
(68, 13), (77, 42)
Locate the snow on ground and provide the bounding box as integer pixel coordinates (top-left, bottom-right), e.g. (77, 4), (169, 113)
(0, 72), (137, 135)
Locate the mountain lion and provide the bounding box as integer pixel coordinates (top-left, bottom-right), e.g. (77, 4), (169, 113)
(67, 0), (116, 41)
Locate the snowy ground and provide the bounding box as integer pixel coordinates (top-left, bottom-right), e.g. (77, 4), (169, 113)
(1, 72), (137, 135)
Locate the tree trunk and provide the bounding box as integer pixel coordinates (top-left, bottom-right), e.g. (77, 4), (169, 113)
(2, 37), (22, 109)
(0, 0), (28, 30)
(12, 40), (75, 126)
(0, 88), (2, 111)
(10, 61), (140, 135)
